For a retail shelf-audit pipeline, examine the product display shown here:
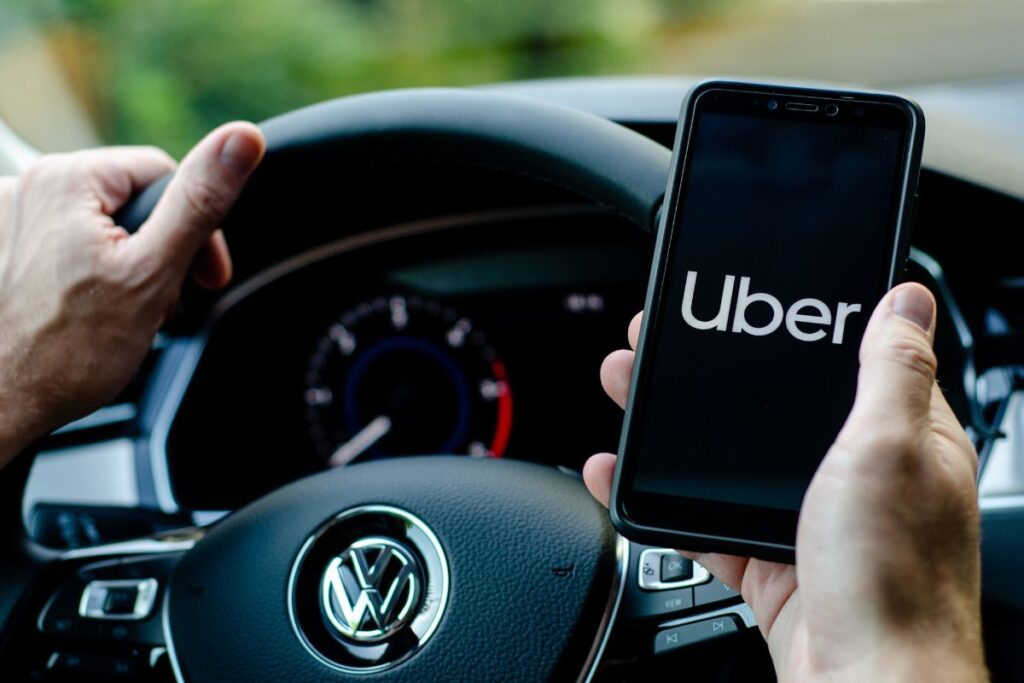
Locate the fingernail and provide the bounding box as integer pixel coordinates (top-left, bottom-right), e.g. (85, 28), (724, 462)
(892, 286), (935, 332)
(219, 128), (263, 175)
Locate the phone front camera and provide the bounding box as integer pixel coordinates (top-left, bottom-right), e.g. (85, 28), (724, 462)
(766, 99), (779, 111)
(825, 103), (840, 116)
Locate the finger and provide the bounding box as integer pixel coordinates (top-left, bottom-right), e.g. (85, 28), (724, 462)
(600, 349), (635, 409)
(189, 230), (233, 289)
(582, 452), (617, 508)
(627, 311), (643, 351)
(79, 146), (176, 215)
(835, 282), (937, 457)
(678, 550), (750, 594)
(131, 122), (265, 277)
(582, 451), (756, 598)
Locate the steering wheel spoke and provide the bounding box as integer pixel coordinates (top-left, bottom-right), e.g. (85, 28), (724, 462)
(0, 531), (199, 681)
(608, 542), (756, 662)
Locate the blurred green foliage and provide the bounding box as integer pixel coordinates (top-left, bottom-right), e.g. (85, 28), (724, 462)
(3, 0), (729, 156)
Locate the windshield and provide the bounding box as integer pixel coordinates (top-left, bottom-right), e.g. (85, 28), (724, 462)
(1, 0), (1020, 155)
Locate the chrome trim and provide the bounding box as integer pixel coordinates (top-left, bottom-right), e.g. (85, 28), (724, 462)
(286, 505), (450, 675)
(658, 601), (757, 631)
(148, 339), (203, 513)
(980, 494), (1024, 511)
(979, 390), (1024, 508)
(60, 535), (199, 561)
(79, 578), (159, 621)
(578, 535), (629, 683)
(320, 538), (421, 642)
(52, 403), (138, 435)
(146, 204), (604, 514)
(163, 580), (187, 683)
(637, 548), (710, 591)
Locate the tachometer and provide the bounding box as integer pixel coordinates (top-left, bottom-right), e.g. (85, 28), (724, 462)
(304, 296), (512, 466)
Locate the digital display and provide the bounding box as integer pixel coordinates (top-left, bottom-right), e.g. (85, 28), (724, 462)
(630, 105), (906, 512)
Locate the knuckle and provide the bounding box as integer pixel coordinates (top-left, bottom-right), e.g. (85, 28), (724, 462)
(882, 333), (937, 380)
(143, 145), (176, 167)
(180, 174), (228, 226)
(20, 155), (62, 187)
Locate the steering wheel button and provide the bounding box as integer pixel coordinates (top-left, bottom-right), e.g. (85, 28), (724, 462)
(661, 554), (693, 582)
(653, 615), (740, 655)
(47, 651), (138, 678)
(694, 578), (741, 607)
(103, 587), (139, 615)
(79, 578), (159, 620)
(624, 585), (694, 619)
(637, 548), (709, 590)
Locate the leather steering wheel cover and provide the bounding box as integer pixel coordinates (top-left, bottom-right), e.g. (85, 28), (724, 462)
(166, 457), (617, 683)
(116, 88), (671, 234)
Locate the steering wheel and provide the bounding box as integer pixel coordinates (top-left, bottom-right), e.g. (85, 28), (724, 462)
(0, 89), (694, 682)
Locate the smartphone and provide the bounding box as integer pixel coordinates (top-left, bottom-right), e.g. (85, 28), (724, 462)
(610, 81), (925, 562)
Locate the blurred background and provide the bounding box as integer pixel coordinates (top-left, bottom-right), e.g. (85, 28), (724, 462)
(0, 0), (1021, 156)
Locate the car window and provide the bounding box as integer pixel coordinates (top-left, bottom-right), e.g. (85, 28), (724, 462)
(0, 0), (1020, 155)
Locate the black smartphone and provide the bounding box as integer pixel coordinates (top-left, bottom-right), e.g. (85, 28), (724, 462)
(610, 80), (925, 562)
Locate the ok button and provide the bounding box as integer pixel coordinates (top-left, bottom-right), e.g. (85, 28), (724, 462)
(661, 554), (693, 582)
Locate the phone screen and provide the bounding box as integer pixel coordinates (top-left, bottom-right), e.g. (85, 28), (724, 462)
(619, 87), (915, 547)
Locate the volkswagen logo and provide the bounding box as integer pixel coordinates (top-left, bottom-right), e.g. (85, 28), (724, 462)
(288, 506), (450, 672)
(320, 538), (422, 642)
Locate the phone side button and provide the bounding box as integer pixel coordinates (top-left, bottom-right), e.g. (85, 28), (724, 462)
(694, 578), (741, 607)
(654, 615), (740, 655)
(624, 586), (694, 620)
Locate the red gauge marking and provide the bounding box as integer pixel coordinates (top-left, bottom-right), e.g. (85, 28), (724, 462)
(488, 359), (513, 458)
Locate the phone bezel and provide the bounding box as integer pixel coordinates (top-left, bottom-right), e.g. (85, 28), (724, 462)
(610, 80), (924, 562)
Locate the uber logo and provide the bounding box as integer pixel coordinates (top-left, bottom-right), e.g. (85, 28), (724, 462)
(681, 271), (862, 345)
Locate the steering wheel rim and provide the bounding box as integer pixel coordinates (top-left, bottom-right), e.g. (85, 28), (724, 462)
(0, 88), (674, 681)
(117, 87), (672, 234)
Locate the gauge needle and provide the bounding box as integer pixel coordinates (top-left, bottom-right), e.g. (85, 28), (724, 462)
(328, 415), (392, 468)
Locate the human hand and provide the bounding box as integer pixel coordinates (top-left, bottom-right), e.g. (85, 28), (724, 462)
(583, 283), (987, 682)
(0, 122), (265, 467)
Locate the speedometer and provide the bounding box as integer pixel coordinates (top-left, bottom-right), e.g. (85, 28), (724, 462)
(304, 295), (513, 466)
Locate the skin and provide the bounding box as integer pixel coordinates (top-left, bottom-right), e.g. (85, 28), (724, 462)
(0, 122), (266, 467)
(583, 283), (988, 682)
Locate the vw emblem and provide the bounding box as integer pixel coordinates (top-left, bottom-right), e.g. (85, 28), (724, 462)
(320, 538), (422, 642)
(288, 505), (450, 672)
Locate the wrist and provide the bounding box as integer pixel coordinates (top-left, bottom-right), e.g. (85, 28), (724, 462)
(812, 631), (988, 683)
(868, 641), (987, 683)
(0, 372), (45, 470)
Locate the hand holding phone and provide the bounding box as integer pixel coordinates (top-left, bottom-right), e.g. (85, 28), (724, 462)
(610, 81), (925, 560)
(584, 283), (985, 681)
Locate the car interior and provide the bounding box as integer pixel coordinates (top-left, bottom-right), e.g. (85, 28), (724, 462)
(1, 2), (1023, 682)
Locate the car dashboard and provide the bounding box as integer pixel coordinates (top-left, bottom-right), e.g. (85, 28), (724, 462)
(18, 75), (1024, 682)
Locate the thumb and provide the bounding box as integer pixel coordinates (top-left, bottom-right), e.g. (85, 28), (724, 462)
(835, 282), (938, 454)
(130, 122), (265, 277)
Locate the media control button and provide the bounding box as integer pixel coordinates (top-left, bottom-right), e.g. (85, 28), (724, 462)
(661, 554), (693, 583)
(103, 586), (139, 615)
(47, 651), (138, 678)
(80, 578), (158, 620)
(654, 615), (740, 655)
(637, 548), (709, 590)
